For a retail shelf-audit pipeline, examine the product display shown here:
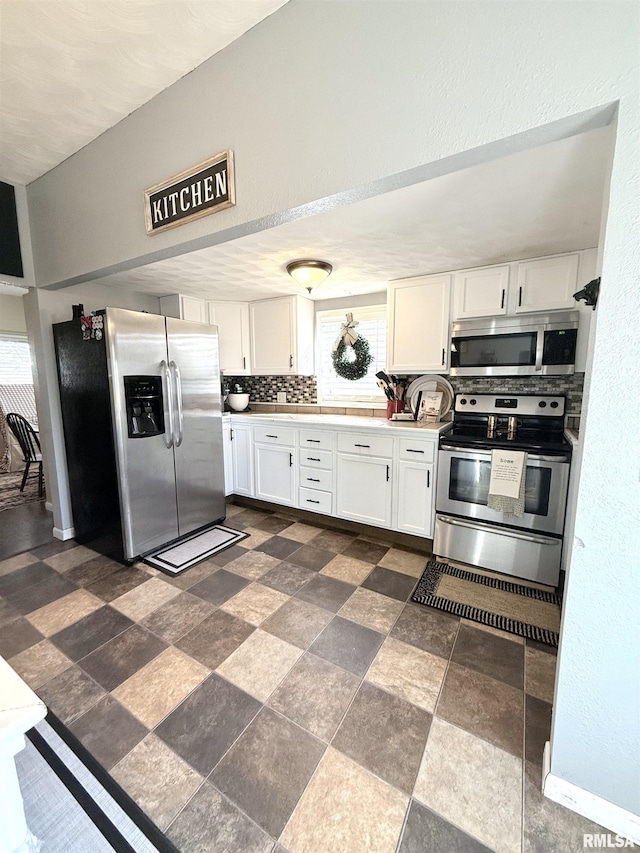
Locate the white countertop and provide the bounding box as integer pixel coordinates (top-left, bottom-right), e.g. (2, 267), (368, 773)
(564, 428), (579, 446)
(229, 412), (452, 435)
(0, 657), (46, 748)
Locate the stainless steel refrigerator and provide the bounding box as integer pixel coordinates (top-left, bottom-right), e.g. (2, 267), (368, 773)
(54, 307), (225, 562)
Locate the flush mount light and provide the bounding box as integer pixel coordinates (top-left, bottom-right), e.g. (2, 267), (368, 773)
(286, 259), (333, 292)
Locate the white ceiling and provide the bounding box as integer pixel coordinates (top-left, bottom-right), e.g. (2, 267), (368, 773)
(0, 0), (288, 184)
(94, 126), (612, 302)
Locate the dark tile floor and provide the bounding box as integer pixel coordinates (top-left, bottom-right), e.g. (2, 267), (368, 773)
(0, 500), (53, 560)
(1, 502), (608, 853)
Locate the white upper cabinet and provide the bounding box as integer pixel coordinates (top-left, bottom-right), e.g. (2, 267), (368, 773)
(515, 253), (580, 313)
(250, 295), (314, 375)
(159, 294), (207, 324)
(452, 265), (510, 320)
(387, 274), (451, 374)
(207, 301), (251, 375)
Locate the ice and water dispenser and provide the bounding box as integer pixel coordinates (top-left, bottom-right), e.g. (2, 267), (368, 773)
(123, 376), (164, 438)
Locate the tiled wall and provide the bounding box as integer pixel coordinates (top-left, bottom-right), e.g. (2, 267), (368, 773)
(447, 374), (585, 415)
(224, 375), (317, 404)
(225, 372), (584, 412)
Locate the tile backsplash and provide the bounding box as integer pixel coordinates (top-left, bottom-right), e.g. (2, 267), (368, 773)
(447, 374), (584, 414)
(224, 375), (317, 404)
(224, 372), (584, 415)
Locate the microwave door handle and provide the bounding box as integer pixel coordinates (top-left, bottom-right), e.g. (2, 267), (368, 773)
(535, 328), (544, 371)
(169, 361), (184, 447)
(160, 360), (174, 449)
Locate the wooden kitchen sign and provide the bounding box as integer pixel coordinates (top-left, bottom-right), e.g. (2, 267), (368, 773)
(144, 150), (235, 235)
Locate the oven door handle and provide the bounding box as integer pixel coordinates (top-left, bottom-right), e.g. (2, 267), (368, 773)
(440, 445), (571, 464)
(437, 514), (561, 546)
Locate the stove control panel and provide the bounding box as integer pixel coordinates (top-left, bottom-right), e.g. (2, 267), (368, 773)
(454, 394), (565, 417)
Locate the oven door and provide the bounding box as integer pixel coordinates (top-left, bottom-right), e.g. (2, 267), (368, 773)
(436, 446), (570, 535)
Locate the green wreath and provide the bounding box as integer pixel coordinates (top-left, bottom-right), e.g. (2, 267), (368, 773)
(332, 336), (373, 381)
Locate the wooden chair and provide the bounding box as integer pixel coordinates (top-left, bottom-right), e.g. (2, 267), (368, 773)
(6, 413), (44, 497)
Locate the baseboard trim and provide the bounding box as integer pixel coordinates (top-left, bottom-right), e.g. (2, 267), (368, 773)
(53, 526), (75, 541)
(543, 741), (640, 844)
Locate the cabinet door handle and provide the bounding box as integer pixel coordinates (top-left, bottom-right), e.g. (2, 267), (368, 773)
(354, 443), (370, 448)
(427, 469), (431, 488)
(289, 355), (293, 368)
(518, 286), (523, 307)
(307, 477), (320, 482)
(442, 348), (446, 366)
(406, 448), (424, 454)
(386, 464), (390, 482)
(501, 289), (505, 309)
(306, 439), (321, 443)
(243, 356), (246, 369)
(266, 434), (278, 438)
(307, 457), (321, 461)
(306, 499), (320, 504)
(289, 453), (293, 467)
(230, 428), (234, 441)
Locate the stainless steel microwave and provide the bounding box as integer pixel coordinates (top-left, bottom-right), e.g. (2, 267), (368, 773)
(450, 311), (579, 377)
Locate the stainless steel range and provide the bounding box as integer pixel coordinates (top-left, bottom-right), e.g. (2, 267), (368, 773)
(434, 393), (572, 586)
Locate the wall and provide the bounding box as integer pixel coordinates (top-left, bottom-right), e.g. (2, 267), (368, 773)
(0, 294), (27, 334)
(23, 284), (159, 536)
(26, 2), (626, 291)
(21, 0), (640, 827)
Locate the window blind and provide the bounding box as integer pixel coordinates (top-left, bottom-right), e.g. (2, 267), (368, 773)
(0, 336), (33, 384)
(316, 309), (387, 403)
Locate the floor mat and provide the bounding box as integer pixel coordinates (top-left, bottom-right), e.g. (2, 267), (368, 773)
(411, 559), (562, 647)
(142, 524), (248, 575)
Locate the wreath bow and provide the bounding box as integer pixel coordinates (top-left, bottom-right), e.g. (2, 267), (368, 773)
(332, 313), (359, 351)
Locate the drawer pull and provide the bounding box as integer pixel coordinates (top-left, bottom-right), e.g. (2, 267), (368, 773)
(306, 439), (321, 443)
(307, 457), (321, 462)
(306, 477), (320, 482)
(306, 499), (320, 504)
(266, 434), (278, 438)
(354, 443), (370, 448)
(406, 449), (424, 454)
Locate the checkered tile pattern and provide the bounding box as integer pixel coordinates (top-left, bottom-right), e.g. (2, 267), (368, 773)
(0, 504), (605, 853)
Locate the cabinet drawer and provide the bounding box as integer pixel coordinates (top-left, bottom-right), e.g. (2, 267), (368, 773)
(299, 429), (335, 451)
(299, 487), (332, 514)
(397, 438), (436, 463)
(299, 466), (332, 491)
(299, 448), (333, 469)
(253, 426), (296, 447)
(337, 432), (393, 458)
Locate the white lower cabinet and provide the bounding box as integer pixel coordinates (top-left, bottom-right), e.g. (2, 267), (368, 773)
(255, 444), (295, 505)
(395, 460), (434, 537)
(230, 423), (254, 497)
(229, 417), (441, 539)
(222, 421), (233, 496)
(336, 454), (392, 528)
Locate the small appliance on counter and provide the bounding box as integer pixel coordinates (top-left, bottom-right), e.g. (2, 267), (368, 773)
(434, 393), (572, 586)
(227, 384), (250, 412)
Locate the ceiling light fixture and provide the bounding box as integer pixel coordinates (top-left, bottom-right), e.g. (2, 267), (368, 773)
(286, 259), (333, 293)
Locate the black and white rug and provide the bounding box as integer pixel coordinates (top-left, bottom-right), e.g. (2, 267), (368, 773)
(142, 524), (248, 575)
(412, 559), (562, 647)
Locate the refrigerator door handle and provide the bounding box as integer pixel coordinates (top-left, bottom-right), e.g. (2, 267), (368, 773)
(160, 360), (174, 448)
(170, 360), (184, 447)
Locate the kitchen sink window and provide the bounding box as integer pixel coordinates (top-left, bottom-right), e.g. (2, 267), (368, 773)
(316, 307), (387, 403)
